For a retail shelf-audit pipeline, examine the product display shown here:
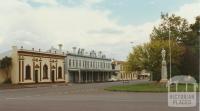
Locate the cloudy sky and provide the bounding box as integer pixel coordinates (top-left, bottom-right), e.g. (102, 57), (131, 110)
(0, 0), (199, 60)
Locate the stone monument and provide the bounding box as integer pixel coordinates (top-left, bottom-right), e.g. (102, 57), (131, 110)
(160, 48), (168, 82)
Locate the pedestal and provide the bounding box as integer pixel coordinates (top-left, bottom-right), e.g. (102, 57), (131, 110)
(160, 60), (168, 83)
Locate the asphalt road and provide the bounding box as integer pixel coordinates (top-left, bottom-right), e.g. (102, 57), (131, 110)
(0, 80), (199, 111)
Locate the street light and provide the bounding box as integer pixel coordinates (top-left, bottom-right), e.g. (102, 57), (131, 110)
(198, 28), (200, 111)
(169, 25), (172, 82)
(197, 29), (200, 111)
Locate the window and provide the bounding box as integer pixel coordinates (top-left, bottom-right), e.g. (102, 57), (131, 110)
(58, 67), (62, 79)
(76, 60), (78, 68)
(85, 61), (87, 68)
(25, 65), (31, 80)
(79, 60), (81, 67)
(69, 59), (71, 67)
(72, 59), (75, 67)
(108, 63), (111, 69)
(90, 61), (92, 68)
(87, 61), (89, 68)
(106, 63), (108, 69)
(43, 64), (48, 79)
(82, 60), (84, 68)
(84, 61), (87, 68)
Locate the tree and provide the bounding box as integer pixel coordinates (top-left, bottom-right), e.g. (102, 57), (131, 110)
(150, 13), (190, 43)
(0, 56), (12, 82)
(127, 13), (199, 82)
(180, 16), (200, 82)
(127, 44), (148, 72)
(127, 40), (184, 81)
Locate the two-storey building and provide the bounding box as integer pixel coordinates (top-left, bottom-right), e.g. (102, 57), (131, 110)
(65, 47), (114, 83)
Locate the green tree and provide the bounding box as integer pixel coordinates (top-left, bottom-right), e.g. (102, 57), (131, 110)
(127, 40), (184, 81)
(0, 56), (12, 82)
(127, 13), (199, 82)
(150, 13), (190, 43)
(180, 16), (200, 82)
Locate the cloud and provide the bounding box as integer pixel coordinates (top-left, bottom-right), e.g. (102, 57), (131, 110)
(23, 0), (58, 6)
(88, 28), (124, 34)
(0, 0), (152, 60)
(0, 0), (199, 60)
(174, 0), (200, 23)
(83, 0), (105, 6)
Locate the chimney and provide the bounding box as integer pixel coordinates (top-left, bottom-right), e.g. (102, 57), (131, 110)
(72, 47), (77, 54)
(81, 49), (85, 55)
(58, 44), (63, 52)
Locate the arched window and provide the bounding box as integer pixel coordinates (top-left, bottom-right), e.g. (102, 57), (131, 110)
(43, 64), (48, 79)
(58, 66), (62, 79)
(25, 65), (31, 80)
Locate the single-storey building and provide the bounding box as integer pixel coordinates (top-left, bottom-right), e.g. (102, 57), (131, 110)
(0, 46), (65, 84)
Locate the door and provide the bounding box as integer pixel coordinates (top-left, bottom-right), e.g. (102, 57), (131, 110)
(51, 70), (55, 83)
(35, 70), (38, 83)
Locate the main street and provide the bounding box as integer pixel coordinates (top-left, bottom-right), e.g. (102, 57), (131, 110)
(0, 80), (198, 111)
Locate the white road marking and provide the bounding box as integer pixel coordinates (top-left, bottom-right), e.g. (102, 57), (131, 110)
(6, 98), (17, 100)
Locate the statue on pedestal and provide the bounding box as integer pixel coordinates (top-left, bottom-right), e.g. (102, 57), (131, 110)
(160, 48), (168, 82)
(161, 48), (166, 60)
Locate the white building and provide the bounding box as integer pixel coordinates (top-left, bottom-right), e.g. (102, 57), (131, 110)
(65, 47), (114, 83)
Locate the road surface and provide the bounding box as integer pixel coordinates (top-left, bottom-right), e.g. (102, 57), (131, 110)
(0, 80), (199, 111)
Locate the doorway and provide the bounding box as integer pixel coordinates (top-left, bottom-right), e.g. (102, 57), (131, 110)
(35, 70), (38, 83)
(51, 70), (55, 83)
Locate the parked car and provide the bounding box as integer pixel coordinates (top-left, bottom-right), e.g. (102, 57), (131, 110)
(108, 78), (118, 82)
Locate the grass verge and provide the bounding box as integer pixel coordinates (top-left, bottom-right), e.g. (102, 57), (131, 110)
(105, 83), (199, 93)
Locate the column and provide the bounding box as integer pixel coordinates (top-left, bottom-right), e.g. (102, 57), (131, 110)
(86, 71), (88, 83)
(78, 70), (81, 83)
(18, 60), (21, 82)
(91, 71), (94, 82)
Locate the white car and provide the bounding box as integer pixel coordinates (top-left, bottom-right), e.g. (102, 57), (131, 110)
(108, 78), (118, 82)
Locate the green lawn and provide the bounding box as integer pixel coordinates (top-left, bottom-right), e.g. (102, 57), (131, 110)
(105, 83), (199, 93)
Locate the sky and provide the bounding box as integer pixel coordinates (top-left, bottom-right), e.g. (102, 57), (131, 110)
(0, 0), (199, 60)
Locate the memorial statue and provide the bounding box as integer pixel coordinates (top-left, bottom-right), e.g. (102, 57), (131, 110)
(160, 48), (168, 82)
(161, 48), (166, 60)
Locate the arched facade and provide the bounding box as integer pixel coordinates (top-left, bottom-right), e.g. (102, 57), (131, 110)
(13, 47), (65, 84)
